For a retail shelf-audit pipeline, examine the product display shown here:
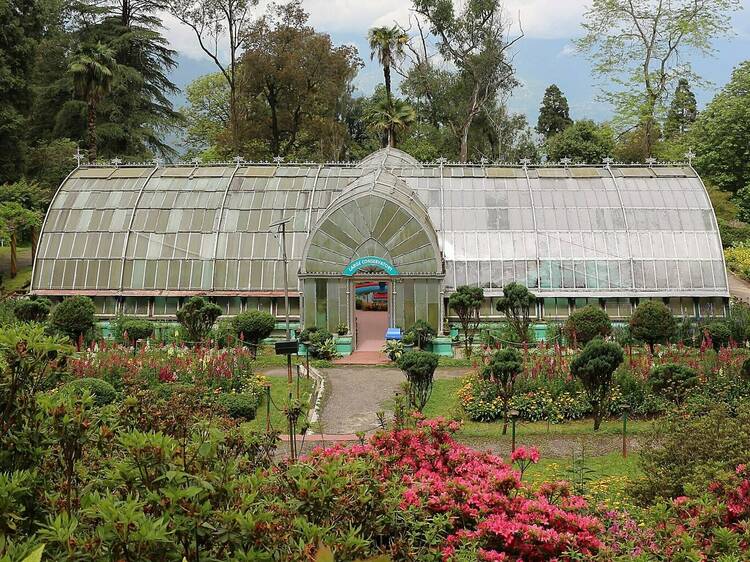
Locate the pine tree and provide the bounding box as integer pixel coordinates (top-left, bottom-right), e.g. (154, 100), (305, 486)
(536, 84), (572, 139)
(664, 78), (697, 139)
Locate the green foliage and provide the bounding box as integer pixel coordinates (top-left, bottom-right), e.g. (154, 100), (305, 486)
(176, 297), (223, 344)
(232, 310), (276, 356)
(634, 401), (750, 502)
(564, 304), (612, 346)
(397, 351), (438, 412)
(114, 317), (154, 345)
(536, 84), (572, 139)
(664, 78), (697, 139)
(706, 320), (732, 350)
(449, 286), (484, 356)
(691, 61), (750, 192)
(570, 339), (624, 430)
(718, 219), (750, 249)
(381, 339), (404, 362)
(649, 363), (698, 404)
(336, 322), (348, 336)
(741, 357), (750, 382)
(48, 295), (96, 344)
(13, 297), (51, 323)
(544, 120), (614, 163)
(405, 319), (436, 350)
(215, 393), (259, 421)
(495, 282), (537, 344)
(629, 301), (676, 352)
(481, 348), (523, 433)
(734, 185), (750, 224)
(63, 377), (117, 407)
(300, 327), (337, 360)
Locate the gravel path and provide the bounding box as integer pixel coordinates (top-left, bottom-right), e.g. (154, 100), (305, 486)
(318, 366), (468, 434)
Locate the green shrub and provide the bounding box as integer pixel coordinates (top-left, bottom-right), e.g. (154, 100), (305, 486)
(115, 317), (154, 345)
(405, 319), (436, 349)
(705, 320), (732, 350)
(570, 339), (624, 430)
(299, 326), (336, 359)
(13, 297), (51, 323)
(563, 305), (611, 346)
(232, 310), (276, 357)
(741, 357), (750, 382)
(210, 318), (237, 347)
(62, 377), (117, 406)
(633, 401), (750, 502)
(495, 282), (536, 344)
(397, 351), (438, 412)
(481, 348), (523, 434)
(718, 218), (750, 248)
(649, 363), (698, 404)
(176, 297), (222, 343)
(629, 301), (676, 353)
(215, 393), (259, 420)
(49, 295), (96, 344)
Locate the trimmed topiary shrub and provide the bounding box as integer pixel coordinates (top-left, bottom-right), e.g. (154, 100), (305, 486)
(649, 363), (698, 404)
(397, 351), (438, 412)
(705, 320), (732, 351)
(405, 319), (436, 350)
(215, 393), (259, 420)
(49, 295), (96, 345)
(629, 301), (676, 353)
(176, 297), (223, 343)
(117, 317), (154, 345)
(563, 304), (611, 347)
(13, 297), (52, 323)
(481, 347), (524, 434)
(232, 310), (276, 357)
(63, 377), (117, 406)
(570, 339), (624, 430)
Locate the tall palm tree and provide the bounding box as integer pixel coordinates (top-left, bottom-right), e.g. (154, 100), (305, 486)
(368, 26), (408, 142)
(68, 43), (116, 163)
(365, 98), (416, 148)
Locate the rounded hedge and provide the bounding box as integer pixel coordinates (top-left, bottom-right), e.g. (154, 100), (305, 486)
(629, 301), (676, 352)
(215, 393), (259, 420)
(14, 297), (51, 323)
(705, 321), (731, 351)
(563, 305), (612, 346)
(119, 318), (154, 344)
(63, 377), (117, 406)
(397, 350), (439, 378)
(232, 310), (276, 345)
(649, 363), (698, 404)
(49, 296), (97, 342)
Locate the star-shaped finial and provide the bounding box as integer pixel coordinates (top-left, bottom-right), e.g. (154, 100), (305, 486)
(111, 157), (122, 167)
(559, 157), (572, 167)
(436, 157), (448, 166)
(603, 157), (614, 168)
(73, 147), (86, 167)
(190, 157), (202, 166)
(645, 157), (657, 167)
(272, 155), (284, 165)
(519, 158), (531, 169)
(479, 156), (489, 167)
(684, 149), (696, 165)
(153, 157), (164, 168)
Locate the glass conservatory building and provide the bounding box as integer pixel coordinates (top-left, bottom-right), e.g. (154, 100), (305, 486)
(31, 147), (728, 344)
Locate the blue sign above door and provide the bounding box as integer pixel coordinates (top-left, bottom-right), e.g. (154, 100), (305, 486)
(343, 256), (399, 276)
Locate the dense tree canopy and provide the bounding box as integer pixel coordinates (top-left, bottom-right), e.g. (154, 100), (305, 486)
(544, 120), (615, 163)
(537, 84), (573, 139)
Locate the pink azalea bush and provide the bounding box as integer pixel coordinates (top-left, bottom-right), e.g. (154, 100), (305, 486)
(307, 418), (604, 561)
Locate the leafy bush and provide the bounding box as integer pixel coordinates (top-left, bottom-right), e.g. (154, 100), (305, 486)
(48, 295), (96, 344)
(382, 339), (404, 362)
(705, 320), (732, 350)
(481, 347), (523, 433)
(633, 401), (750, 502)
(215, 393), (259, 420)
(564, 304), (611, 346)
(397, 351), (438, 412)
(405, 319), (436, 349)
(495, 282), (537, 343)
(13, 297), (51, 323)
(299, 327), (336, 359)
(62, 377), (117, 406)
(570, 339), (624, 430)
(336, 322), (348, 336)
(176, 296), (222, 343)
(648, 363), (698, 404)
(725, 242), (750, 281)
(718, 218), (750, 248)
(114, 316), (154, 345)
(629, 301), (676, 353)
(232, 310), (276, 357)
(449, 285), (484, 356)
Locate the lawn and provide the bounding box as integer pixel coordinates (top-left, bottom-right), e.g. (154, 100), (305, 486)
(0, 245), (32, 292)
(244, 372), (314, 434)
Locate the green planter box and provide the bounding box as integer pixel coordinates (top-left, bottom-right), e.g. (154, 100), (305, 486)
(429, 336), (454, 356)
(335, 336), (352, 356)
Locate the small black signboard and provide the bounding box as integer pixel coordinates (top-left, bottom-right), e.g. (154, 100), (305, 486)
(274, 340), (299, 355)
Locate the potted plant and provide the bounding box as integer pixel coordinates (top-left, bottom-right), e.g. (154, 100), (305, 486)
(402, 332), (415, 351)
(336, 322), (348, 336)
(382, 339), (404, 362)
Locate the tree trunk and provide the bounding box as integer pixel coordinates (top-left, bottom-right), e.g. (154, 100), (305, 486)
(10, 231), (17, 278)
(87, 100), (97, 163)
(31, 228), (37, 262)
(460, 122), (471, 163)
(592, 402), (602, 431)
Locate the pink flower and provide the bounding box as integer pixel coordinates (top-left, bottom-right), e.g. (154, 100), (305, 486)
(511, 446), (540, 464)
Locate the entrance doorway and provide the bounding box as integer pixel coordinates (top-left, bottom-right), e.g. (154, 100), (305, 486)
(354, 280), (389, 351)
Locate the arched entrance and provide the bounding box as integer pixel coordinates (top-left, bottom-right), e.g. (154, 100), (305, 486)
(300, 169), (444, 348)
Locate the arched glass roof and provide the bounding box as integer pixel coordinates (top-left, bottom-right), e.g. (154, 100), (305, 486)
(32, 151), (728, 298)
(359, 147), (422, 170)
(301, 169), (442, 275)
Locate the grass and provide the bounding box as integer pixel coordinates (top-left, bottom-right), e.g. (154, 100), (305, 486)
(250, 346), (334, 370)
(0, 246), (33, 293)
(244, 372), (314, 434)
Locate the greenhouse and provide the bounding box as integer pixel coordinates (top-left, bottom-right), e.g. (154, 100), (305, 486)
(31, 147), (728, 347)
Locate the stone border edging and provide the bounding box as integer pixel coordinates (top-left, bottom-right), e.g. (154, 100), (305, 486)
(300, 364), (325, 433)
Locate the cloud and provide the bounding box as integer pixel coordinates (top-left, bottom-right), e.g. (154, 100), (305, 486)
(557, 43), (577, 58)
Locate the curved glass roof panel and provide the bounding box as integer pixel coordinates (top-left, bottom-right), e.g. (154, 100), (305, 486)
(33, 154), (728, 298)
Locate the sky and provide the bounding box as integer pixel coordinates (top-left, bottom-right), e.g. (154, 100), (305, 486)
(162, 0), (750, 124)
